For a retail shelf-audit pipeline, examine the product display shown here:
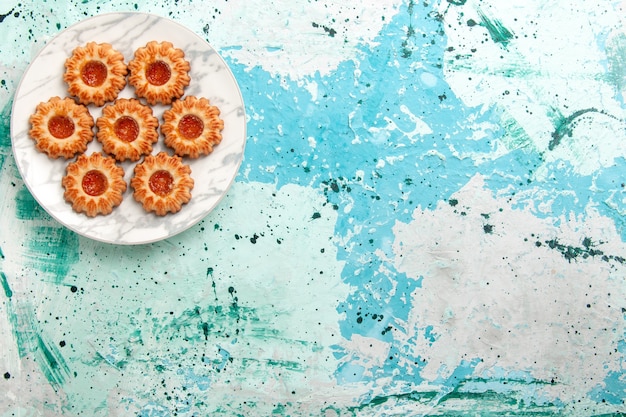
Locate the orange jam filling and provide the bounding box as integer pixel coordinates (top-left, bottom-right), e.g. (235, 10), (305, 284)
(149, 170), (174, 196)
(48, 115), (75, 139)
(82, 170), (108, 196)
(81, 60), (108, 87)
(146, 61), (171, 86)
(178, 114), (204, 139)
(114, 116), (140, 143)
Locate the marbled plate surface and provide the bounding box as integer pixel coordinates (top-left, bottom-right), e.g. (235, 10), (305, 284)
(10, 12), (246, 244)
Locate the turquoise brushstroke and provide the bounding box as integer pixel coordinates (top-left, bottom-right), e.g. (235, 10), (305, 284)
(0, 99), (12, 172)
(23, 226), (79, 282)
(14, 186), (47, 220)
(35, 333), (71, 389)
(5, 296), (71, 389)
(476, 8), (515, 47)
(0, 271), (12, 298)
(548, 107), (615, 151)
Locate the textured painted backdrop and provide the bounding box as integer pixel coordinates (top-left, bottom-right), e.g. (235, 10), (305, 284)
(1, 0), (625, 416)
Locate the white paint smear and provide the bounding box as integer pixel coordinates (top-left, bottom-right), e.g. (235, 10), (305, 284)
(391, 174), (626, 402)
(199, 0), (404, 79)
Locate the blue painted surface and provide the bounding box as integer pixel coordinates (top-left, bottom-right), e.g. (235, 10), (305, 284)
(1, 0), (625, 415)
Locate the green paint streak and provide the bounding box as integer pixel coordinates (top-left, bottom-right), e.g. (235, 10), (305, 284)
(593, 414), (626, 417)
(10, 301), (36, 358)
(444, 389), (520, 405)
(548, 108), (600, 151)
(35, 333), (71, 389)
(272, 403), (287, 415)
(548, 107), (622, 151)
(240, 357), (304, 372)
(265, 359), (303, 371)
(25, 226), (79, 281)
(477, 8), (514, 47)
(152, 304), (316, 371)
(500, 112), (536, 152)
(154, 304), (255, 343)
(0, 99), (12, 172)
(6, 299), (71, 389)
(94, 348), (129, 370)
(349, 386), (561, 415)
(345, 374), (570, 414)
(445, 56), (536, 78)
(465, 376), (558, 386)
(0, 271), (12, 298)
(606, 32), (626, 91)
(14, 186), (47, 220)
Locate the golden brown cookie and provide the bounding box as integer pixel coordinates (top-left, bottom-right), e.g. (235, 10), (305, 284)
(28, 96), (95, 159)
(127, 41), (191, 105)
(131, 152), (194, 216)
(161, 96), (224, 158)
(96, 98), (159, 162)
(62, 152), (127, 217)
(64, 42), (127, 106)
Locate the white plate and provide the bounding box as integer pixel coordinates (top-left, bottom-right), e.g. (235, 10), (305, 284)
(11, 12), (247, 245)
